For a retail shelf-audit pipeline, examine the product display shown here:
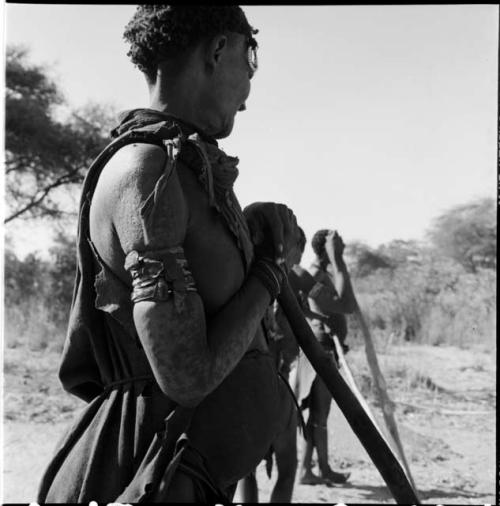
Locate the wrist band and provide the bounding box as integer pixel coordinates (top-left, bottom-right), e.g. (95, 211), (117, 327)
(251, 259), (284, 303)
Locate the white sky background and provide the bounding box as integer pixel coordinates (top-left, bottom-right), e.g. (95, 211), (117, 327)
(5, 4), (499, 266)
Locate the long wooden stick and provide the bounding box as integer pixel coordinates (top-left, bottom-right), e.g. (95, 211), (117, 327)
(352, 299), (419, 497)
(332, 334), (392, 447)
(278, 280), (420, 504)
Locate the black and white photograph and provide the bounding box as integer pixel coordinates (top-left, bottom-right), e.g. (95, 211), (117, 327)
(3, 4), (498, 504)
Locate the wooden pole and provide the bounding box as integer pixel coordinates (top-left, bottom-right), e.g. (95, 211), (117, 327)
(278, 280), (420, 504)
(352, 298), (419, 497)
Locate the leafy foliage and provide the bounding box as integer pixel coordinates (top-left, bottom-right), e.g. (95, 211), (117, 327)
(427, 197), (496, 272)
(344, 241), (392, 278)
(349, 243), (495, 349)
(5, 45), (115, 223)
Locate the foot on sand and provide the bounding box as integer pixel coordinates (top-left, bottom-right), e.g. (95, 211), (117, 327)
(300, 471), (349, 487)
(299, 472), (326, 486)
(321, 468), (351, 484)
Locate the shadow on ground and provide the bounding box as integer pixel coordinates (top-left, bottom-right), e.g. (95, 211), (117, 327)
(300, 481), (492, 504)
(326, 482), (394, 503)
(418, 486), (492, 502)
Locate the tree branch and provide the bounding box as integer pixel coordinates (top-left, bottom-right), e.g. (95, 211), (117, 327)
(4, 166), (83, 223)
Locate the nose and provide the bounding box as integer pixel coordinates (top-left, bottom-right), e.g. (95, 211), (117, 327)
(238, 103), (247, 112)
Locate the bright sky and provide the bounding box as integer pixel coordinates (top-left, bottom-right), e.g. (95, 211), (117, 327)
(5, 4), (499, 265)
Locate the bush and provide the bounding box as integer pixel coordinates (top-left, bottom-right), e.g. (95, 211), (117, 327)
(4, 297), (65, 352)
(4, 234), (76, 352)
(422, 268), (495, 347)
(427, 197), (496, 272)
(349, 250), (495, 349)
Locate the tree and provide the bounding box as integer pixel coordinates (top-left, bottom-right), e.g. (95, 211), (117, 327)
(4, 248), (50, 307)
(5, 45), (115, 223)
(46, 230), (77, 327)
(376, 239), (423, 268)
(345, 241), (392, 278)
(427, 197), (496, 272)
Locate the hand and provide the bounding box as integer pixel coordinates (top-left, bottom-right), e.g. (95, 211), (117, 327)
(243, 202), (301, 268)
(324, 230), (345, 263)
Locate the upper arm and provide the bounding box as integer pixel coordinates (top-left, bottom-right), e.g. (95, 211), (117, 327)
(290, 265), (315, 295)
(106, 143), (208, 405)
(111, 143), (188, 253)
(307, 270), (349, 316)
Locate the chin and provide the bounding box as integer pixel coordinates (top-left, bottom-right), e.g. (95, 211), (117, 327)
(213, 118), (235, 140)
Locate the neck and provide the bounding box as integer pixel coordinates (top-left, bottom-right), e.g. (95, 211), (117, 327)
(148, 67), (215, 137)
(316, 256), (329, 270)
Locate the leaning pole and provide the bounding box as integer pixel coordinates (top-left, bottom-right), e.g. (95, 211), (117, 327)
(277, 279), (420, 504)
(352, 298), (419, 496)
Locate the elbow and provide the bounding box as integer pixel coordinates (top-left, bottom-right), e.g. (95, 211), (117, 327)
(338, 297), (356, 314)
(157, 380), (205, 408)
(154, 371), (209, 408)
(174, 394), (204, 409)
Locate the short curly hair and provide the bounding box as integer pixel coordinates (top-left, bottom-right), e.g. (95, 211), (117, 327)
(311, 229), (330, 258)
(123, 5), (258, 81)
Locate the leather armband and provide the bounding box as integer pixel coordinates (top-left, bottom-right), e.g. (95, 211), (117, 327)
(124, 247), (197, 313)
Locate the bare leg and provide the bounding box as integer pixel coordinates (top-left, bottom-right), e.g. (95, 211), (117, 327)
(300, 375), (350, 485)
(299, 421), (323, 484)
(162, 470), (200, 502)
(312, 376), (350, 484)
(240, 470), (259, 503)
(299, 377), (323, 485)
(312, 375), (333, 477)
(270, 408), (298, 502)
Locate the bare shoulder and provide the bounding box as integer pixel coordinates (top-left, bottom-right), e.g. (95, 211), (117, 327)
(90, 142), (188, 262)
(100, 142), (169, 197)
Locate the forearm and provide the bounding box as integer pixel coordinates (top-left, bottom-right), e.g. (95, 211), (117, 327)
(207, 275), (272, 378)
(328, 258), (356, 313)
(134, 275), (271, 407)
(275, 308), (300, 362)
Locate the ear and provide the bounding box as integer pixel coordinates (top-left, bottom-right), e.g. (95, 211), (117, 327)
(206, 35), (228, 70)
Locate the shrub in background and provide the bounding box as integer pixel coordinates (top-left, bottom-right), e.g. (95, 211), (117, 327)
(348, 249), (495, 349)
(4, 233), (76, 352)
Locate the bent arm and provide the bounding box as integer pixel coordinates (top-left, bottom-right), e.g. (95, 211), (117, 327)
(134, 277), (270, 407)
(326, 255), (356, 314)
(308, 263), (355, 316)
(113, 144), (271, 407)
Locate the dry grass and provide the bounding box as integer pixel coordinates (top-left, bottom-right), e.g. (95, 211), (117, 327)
(4, 301), (66, 353)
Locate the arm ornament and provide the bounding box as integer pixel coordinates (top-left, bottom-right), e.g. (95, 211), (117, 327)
(124, 247), (197, 313)
(250, 258), (285, 303)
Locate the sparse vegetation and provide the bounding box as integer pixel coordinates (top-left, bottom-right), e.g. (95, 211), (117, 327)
(345, 198), (496, 350)
(4, 232), (76, 352)
(4, 198), (496, 353)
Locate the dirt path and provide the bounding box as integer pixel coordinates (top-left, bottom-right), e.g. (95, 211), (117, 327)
(2, 344), (496, 503)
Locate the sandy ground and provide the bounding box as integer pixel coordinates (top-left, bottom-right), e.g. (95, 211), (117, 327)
(2, 343), (496, 504)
